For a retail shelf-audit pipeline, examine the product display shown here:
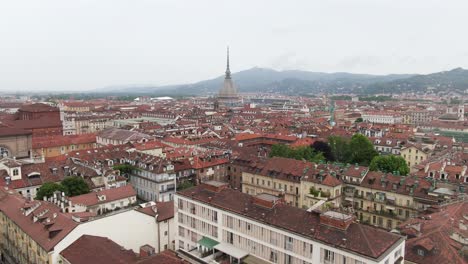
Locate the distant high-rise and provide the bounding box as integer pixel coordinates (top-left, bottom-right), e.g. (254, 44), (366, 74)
(218, 46), (238, 100)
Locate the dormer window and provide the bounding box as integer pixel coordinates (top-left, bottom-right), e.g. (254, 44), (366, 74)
(417, 249), (425, 256)
(13, 169), (19, 176)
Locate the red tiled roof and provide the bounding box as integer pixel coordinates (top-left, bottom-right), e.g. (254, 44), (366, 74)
(400, 201), (468, 264)
(0, 127), (32, 137)
(33, 134), (96, 148)
(69, 185), (136, 207)
(178, 184), (404, 260)
(60, 235), (137, 264)
(136, 201), (174, 222)
(0, 188), (78, 252)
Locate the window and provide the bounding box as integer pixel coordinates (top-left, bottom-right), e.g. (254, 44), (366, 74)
(285, 254), (292, 264)
(417, 248), (425, 256)
(285, 236), (293, 251)
(13, 169), (19, 176)
(269, 251), (277, 263)
(324, 249), (334, 263)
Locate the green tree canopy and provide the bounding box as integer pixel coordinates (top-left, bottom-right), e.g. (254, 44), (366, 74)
(355, 117), (363, 123)
(348, 134), (378, 166)
(36, 182), (66, 200)
(61, 176), (90, 197)
(369, 155), (409, 176)
(270, 144), (325, 163)
(311, 141), (334, 161)
(177, 181), (195, 191)
(113, 164), (137, 174)
(328, 136), (350, 163)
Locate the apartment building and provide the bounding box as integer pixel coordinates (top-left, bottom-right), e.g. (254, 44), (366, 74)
(400, 145), (431, 171)
(0, 187), (176, 264)
(241, 157), (342, 208)
(342, 171), (441, 230)
(32, 134), (97, 158)
(362, 112), (403, 124)
(128, 157), (176, 202)
(175, 181), (405, 264)
(402, 110), (435, 125)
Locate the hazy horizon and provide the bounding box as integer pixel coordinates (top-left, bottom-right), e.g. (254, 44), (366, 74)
(1, 0), (468, 91)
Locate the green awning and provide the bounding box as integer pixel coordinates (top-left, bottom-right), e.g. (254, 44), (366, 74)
(198, 236), (219, 249)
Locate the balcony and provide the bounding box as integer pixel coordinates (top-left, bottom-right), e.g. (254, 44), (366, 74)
(160, 187), (176, 193)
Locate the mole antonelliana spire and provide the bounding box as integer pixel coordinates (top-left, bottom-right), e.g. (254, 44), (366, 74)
(218, 46), (238, 100)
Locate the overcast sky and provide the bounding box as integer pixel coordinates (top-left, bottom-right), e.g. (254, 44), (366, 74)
(1, 0), (467, 91)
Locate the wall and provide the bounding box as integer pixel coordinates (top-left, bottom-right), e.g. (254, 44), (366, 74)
(52, 210), (159, 264)
(0, 134), (32, 158)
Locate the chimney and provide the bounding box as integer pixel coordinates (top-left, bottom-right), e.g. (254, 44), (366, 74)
(139, 245), (155, 257)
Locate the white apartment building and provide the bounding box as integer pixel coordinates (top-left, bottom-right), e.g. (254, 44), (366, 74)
(175, 181), (405, 264)
(129, 161), (176, 202)
(362, 113), (402, 124)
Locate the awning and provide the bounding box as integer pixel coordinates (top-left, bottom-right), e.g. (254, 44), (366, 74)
(214, 242), (249, 259)
(386, 206), (396, 210)
(243, 255), (270, 264)
(345, 197), (354, 202)
(387, 196), (396, 200)
(198, 236), (219, 249)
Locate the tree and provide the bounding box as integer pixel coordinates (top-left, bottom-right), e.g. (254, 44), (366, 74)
(113, 164), (137, 174)
(348, 134), (378, 166)
(311, 141), (334, 161)
(328, 136), (350, 163)
(369, 155), (409, 175)
(269, 144), (291, 158)
(177, 181), (195, 191)
(269, 144), (325, 163)
(61, 176), (90, 197)
(36, 182), (66, 200)
(355, 117), (363, 123)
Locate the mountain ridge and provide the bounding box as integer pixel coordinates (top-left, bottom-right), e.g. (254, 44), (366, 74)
(95, 67), (468, 95)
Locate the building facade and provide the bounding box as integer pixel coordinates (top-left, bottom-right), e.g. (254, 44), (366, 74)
(175, 182), (405, 264)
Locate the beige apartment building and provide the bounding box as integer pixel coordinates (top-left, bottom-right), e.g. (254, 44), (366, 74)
(400, 145), (430, 171)
(241, 157), (342, 209)
(343, 171), (440, 230)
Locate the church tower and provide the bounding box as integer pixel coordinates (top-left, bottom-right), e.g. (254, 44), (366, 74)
(218, 46), (238, 100)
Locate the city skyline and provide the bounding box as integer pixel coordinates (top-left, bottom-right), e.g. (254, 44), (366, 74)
(1, 0), (468, 91)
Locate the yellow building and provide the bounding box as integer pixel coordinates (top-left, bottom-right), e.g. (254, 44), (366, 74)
(0, 188), (78, 264)
(343, 171), (439, 230)
(241, 157), (342, 208)
(32, 134), (97, 158)
(400, 145), (430, 172)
